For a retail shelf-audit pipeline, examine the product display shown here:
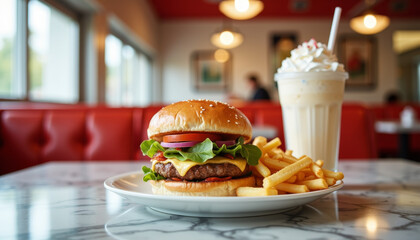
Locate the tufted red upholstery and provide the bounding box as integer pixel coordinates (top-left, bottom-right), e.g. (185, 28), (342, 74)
(43, 110), (86, 161)
(85, 109), (133, 160)
(339, 104), (377, 159)
(0, 108), (151, 174)
(0, 110), (44, 171)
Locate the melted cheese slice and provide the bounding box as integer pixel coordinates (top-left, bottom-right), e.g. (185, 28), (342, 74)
(151, 156), (247, 177)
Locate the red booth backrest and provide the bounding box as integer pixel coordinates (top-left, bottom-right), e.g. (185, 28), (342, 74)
(0, 108), (149, 174)
(1, 110), (44, 171)
(43, 110), (86, 161)
(339, 104), (377, 159)
(253, 106), (285, 149)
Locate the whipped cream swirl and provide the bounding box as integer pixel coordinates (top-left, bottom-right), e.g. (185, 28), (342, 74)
(277, 39), (345, 73)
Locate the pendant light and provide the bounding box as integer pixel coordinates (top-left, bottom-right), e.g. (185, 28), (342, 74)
(211, 26), (243, 49)
(350, 12), (390, 35)
(214, 49), (230, 63)
(219, 0), (264, 20)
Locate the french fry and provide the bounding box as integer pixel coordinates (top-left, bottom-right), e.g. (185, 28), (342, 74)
(301, 168), (314, 176)
(283, 154), (298, 164)
(237, 187), (278, 197)
(325, 177), (337, 186)
(251, 135), (344, 196)
(285, 175), (297, 183)
(322, 169), (344, 180)
(285, 150), (293, 156)
(310, 163), (324, 178)
(253, 136), (267, 151)
(315, 159), (324, 167)
(275, 183), (309, 193)
(297, 171), (305, 181)
(250, 166), (264, 178)
(260, 157), (290, 170)
(254, 161), (271, 177)
(263, 156), (312, 188)
(267, 148), (284, 159)
(304, 175), (316, 180)
(262, 137), (281, 153)
(298, 179), (328, 190)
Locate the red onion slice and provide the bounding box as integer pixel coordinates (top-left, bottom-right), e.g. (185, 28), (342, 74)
(160, 141), (200, 148)
(215, 140), (236, 147)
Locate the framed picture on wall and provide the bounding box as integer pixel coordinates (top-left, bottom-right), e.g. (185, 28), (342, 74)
(191, 50), (231, 91)
(337, 35), (377, 89)
(270, 33), (298, 78)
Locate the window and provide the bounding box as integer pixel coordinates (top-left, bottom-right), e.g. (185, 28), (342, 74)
(0, 0), (80, 103)
(28, 0), (79, 102)
(0, 0), (23, 98)
(105, 35), (122, 105)
(105, 34), (152, 106)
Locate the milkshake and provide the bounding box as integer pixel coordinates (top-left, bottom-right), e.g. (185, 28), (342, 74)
(275, 39), (348, 171)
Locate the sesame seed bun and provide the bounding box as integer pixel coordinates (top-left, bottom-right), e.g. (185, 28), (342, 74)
(147, 100), (252, 142)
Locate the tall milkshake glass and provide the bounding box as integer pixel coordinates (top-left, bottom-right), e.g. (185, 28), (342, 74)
(275, 40), (348, 171)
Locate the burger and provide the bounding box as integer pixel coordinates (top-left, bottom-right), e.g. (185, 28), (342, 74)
(140, 99), (262, 196)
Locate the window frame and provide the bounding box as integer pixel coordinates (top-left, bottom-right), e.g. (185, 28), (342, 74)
(0, 0), (83, 103)
(105, 30), (153, 106)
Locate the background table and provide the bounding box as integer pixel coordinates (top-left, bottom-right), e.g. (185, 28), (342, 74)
(375, 120), (420, 159)
(1, 160), (419, 239)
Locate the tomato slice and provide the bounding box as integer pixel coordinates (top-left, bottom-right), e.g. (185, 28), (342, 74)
(204, 176), (232, 182)
(223, 153), (234, 159)
(163, 133), (222, 143)
(153, 151), (166, 161)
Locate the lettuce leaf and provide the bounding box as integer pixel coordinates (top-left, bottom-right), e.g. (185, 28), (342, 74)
(140, 139), (165, 158)
(142, 166), (165, 182)
(140, 137), (261, 166)
(164, 138), (215, 162)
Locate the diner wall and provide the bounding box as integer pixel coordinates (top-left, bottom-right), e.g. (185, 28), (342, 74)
(96, 0), (159, 51)
(160, 19), (420, 104)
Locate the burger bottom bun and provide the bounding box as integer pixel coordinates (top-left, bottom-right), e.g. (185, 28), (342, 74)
(149, 176), (255, 197)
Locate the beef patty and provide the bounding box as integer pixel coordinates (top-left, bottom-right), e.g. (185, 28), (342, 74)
(154, 162), (249, 181)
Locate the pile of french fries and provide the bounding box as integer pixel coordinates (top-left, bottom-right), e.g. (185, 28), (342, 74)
(236, 136), (344, 197)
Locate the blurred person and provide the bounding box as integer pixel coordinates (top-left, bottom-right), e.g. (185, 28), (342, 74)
(385, 90), (401, 104)
(247, 74), (271, 101)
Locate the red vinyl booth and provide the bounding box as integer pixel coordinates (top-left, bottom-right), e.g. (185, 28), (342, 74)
(339, 104), (377, 159)
(0, 108), (156, 175)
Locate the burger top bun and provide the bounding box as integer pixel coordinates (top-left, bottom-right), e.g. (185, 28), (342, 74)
(148, 99), (252, 142)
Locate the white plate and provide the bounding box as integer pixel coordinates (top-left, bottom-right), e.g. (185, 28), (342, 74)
(104, 172), (343, 217)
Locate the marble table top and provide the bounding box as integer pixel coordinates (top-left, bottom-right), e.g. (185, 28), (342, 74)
(0, 159), (419, 240)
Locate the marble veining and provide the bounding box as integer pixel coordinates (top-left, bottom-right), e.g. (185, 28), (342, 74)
(0, 160), (419, 240)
